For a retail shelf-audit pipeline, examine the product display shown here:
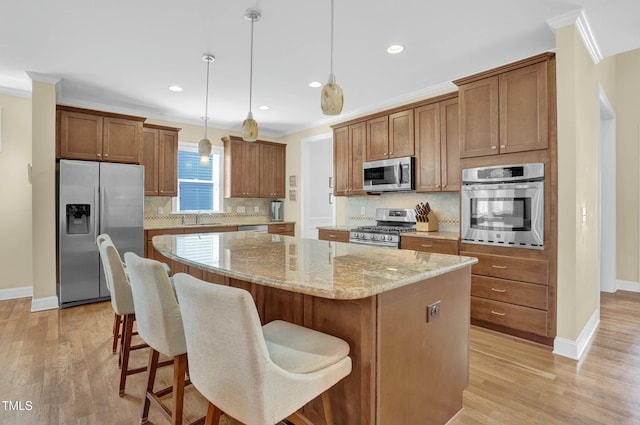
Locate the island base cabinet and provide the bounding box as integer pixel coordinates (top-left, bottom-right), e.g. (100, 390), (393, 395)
(377, 267), (469, 425)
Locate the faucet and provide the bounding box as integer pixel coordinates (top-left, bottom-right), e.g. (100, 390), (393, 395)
(195, 211), (212, 225)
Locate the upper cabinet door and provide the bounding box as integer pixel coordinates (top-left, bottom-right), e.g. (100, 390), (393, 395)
(242, 142), (260, 198)
(366, 116), (389, 161)
(102, 117), (141, 163)
(414, 103), (441, 192)
(158, 130), (178, 197)
(459, 76), (499, 158)
(499, 61), (548, 154)
(350, 122), (367, 195)
(440, 98), (460, 192)
(333, 126), (350, 196)
(142, 128), (159, 195)
(58, 110), (103, 161)
(388, 109), (414, 158)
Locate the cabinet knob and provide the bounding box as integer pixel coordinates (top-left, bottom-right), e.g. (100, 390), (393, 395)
(97, 153), (101, 157)
(389, 151), (393, 155)
(383, 152), (388, 155)
(104, 154), (108, 157)
(491, 146), (497, 150)
(500, 145), (506, 149)
(436, 184), (440, 188)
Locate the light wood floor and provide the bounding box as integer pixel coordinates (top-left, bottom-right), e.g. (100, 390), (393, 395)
(1, 291), (639, 425)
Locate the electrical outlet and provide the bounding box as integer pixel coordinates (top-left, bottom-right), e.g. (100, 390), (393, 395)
(360, 206), (366, 215)
(426, 300), (441, 322)
(237, 206), (246, 214)
(254, 206), (260, 213)
(157, 207), (164, 214)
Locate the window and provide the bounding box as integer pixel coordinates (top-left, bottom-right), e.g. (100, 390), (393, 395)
(172, 141), (223, 212)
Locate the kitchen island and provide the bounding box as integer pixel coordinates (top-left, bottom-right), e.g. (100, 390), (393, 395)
(153, 231), (477, 425)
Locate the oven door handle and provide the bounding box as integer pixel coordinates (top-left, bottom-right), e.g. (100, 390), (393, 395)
(463, 182), (542, 191)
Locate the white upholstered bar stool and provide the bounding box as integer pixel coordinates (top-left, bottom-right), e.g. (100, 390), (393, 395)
(97, 234), (123, 355)
(97, 236), (150, 396)
(173, 273), (352, 425)
(124, 253), (198, 425)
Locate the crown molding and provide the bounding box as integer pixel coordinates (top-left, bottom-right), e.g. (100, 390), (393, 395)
(546, 8), (603, 64)
(0, 86), (31, 99)
(25, 71), (61, 85)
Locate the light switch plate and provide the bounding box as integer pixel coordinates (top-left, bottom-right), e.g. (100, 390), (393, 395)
(360, 206), (366, 215)
(254, 206), (260, 213)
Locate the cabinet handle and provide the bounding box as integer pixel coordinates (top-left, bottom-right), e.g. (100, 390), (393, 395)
(491, 310), (506, 316)
(420, 244), (433, 248)
(491, 146), (497, 150)
(491, 288), (507, 293)
(329, 235), (337, 238)
(491, 265), (508, 269)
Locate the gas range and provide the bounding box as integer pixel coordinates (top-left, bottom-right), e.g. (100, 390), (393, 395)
(349, 208), (417, 248)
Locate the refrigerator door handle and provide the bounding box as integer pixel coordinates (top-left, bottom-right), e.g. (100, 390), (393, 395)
(100, 186), (105, 234)
(95, 186), (100, 237)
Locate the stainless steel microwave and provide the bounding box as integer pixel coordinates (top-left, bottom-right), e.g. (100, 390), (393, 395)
(363, 157), (415, 192)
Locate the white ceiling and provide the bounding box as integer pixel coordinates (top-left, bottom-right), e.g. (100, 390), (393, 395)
(1, 0), (639, 137)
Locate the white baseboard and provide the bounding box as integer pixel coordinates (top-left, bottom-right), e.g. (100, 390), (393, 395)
(31, 296), (59, 312)
(0, 285), (33, 301)
(553, 308), (600, 360)
(616, 279), (640, 293)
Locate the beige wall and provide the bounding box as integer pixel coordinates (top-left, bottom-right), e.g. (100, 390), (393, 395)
(31, 81), (57, 300)
(615, 49), (640, 283)
(555, 25), (616, 340)
(0, 93), (33, 290)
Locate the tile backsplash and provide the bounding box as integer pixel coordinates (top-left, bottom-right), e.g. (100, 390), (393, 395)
(144, 197), (272, 226)
(344, 192), (460, 232)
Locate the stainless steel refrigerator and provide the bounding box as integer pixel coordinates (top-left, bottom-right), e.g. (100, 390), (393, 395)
(57, 159), (144, 307)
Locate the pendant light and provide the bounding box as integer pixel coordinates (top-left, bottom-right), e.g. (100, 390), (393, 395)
(321, 0), (343, 115)
(198, 53), (215, 164)
(241, 8), (261, 142)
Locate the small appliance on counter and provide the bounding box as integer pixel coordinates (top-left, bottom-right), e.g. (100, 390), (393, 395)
(415, 202), (438, 232)
(270, 200), (283, 222)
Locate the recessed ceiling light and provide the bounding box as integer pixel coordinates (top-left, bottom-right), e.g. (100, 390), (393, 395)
(309, 81), (322, 88)
(259, 105), (270, 111)
(168, 85), (183, 92)
(386, 44), (405, 55)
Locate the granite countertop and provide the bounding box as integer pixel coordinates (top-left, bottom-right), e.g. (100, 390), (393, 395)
(399, 231), (460, 241)
(145, 220), (295, 230)
(152, 232), (476, 300)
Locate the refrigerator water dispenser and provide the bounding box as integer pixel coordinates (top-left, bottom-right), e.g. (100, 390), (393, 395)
(66, 204), (91, 234)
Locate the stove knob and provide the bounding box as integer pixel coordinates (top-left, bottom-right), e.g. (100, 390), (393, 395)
(367, 234), (374, 240)
(386, 235), (393, 241)
(378, 235), (385, 241)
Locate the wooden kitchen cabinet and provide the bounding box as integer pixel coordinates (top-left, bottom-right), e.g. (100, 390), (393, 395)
(414, 97), (460, 192)
(223, 136), (286, 199)
(400, 235), (458, 255)
(57, 105), (144, 163)
(268, 222), (294, 236)
(318, 229), (350, 243)
(259, 142), (286, 198)
(333, 122), (366, 196)
(456, 54), (551, 158)
(142, 124), (179, 196)
(366, 110), (414, 161)
(223, 136), (260, 198)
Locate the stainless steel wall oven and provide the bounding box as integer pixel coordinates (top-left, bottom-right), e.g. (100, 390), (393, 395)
(461, 163), (544, 250)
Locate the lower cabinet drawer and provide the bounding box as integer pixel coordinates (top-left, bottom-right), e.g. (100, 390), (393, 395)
(400, 236), (459, 255)
(268, 223), (295, 235)
(318, 229), (350, 243)
(471, 275), (548, 310)
(460, 251), (549, 285)
(471, 296), (547, 336)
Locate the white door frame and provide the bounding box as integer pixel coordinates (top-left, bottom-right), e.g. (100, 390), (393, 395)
(300, 132), (336, 239)
(597, 85), (616, 298)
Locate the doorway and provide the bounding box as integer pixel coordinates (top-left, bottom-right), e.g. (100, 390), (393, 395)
(597, 85), (616, 296)
(301, 133), (336, 239)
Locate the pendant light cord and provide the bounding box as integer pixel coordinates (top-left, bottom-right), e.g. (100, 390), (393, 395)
(204, 57), (210, 138)
(249, 16), (254, 113)
(330, 0), (334, 75)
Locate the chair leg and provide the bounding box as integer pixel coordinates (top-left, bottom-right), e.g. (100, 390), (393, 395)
(141, 348), (160, 425)
(172, 353), (187, 425)
(321, 391), (334, 425)
(118, 315), (127, 369)
(119, 313), (135, 396)
(112, 313), (122, 354)
(204, 402), (222, 425)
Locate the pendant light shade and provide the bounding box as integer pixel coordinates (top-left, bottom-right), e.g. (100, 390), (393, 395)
(242, 8), (261, 142)
(321, 0), (343, 115)
(199, 54), (215, 164)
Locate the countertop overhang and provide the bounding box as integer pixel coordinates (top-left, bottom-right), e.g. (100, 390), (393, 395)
(153, 232), (476, 300)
